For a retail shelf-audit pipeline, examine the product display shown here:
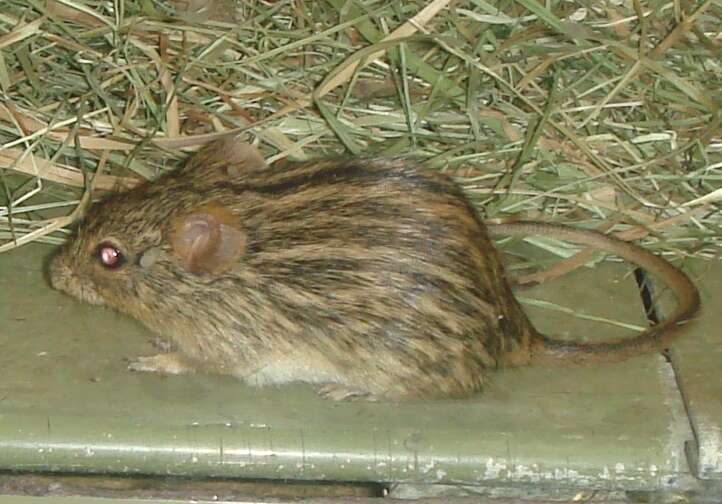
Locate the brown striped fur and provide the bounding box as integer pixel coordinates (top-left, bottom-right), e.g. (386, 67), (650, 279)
(49, 137), (698, 400)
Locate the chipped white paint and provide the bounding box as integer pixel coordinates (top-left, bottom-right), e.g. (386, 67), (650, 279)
(472, 458), (680, 487)
(513, 463), (543, 482)
(695, 419), (721, 477)
(656, 353), (696, 481)
(421, 459), (436, 474)
(483, 457), (507, 479)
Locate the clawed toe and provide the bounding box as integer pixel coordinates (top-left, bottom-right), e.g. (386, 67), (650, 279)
(127, 356), (161, 373)
(126, 353), (192, 375)
(316, 383), (378, 402)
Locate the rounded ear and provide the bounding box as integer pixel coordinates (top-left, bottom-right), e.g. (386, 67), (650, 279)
(169, 204), (246, 275)
(183, 136), (267, 179)
(223, 139), (267, 176)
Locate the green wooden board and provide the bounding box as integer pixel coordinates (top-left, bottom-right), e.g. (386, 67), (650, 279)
(657, 259), (722, 480)
(0, 497), (186, 504)
(0, 243), (695, 491)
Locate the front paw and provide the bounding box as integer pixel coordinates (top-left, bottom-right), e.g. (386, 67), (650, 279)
(127, 352), (193, 375)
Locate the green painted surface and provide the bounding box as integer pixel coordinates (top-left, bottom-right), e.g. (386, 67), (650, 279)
(0, 244), (693, 490)
(0, 497), (187, 504)
(659, 259), (722, 480)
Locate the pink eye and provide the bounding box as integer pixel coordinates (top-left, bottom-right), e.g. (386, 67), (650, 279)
(96, 242), (125, 269)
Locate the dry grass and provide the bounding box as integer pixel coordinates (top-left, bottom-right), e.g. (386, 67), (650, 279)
(1, 0), (720, 266)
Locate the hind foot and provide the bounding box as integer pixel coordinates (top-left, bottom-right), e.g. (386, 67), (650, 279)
(316, 383), (379, 402)
(127, 352), (195, 375)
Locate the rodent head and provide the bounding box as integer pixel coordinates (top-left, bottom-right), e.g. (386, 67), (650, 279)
(50, 186), (248, 321)
(49, 138), (258, 317)
(49, 185), (177, 311)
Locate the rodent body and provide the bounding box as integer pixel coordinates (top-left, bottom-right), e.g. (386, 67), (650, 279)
(49, 137), (700, 400)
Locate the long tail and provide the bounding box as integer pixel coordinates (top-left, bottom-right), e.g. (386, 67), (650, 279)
(487, 221), (700, 364)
